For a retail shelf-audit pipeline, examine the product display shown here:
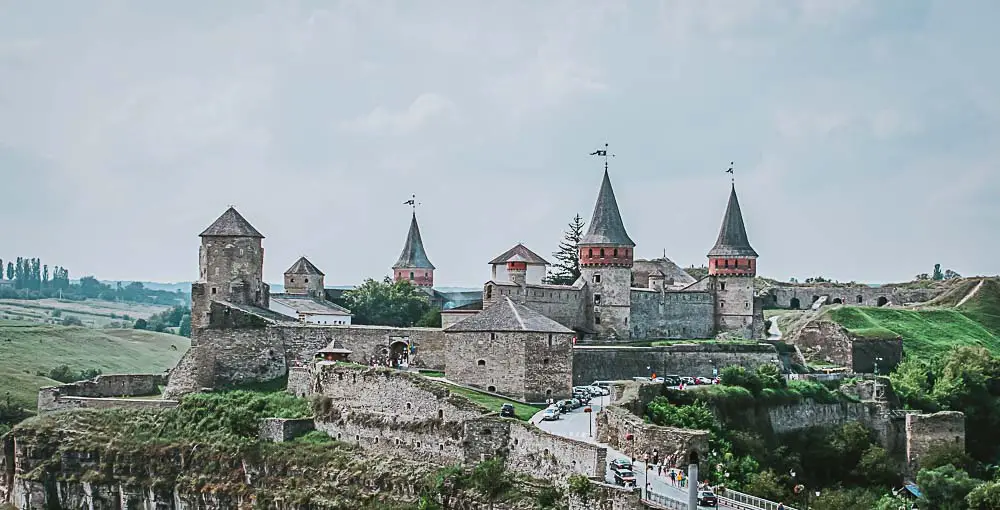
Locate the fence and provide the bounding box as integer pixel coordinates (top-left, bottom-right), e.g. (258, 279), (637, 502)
(643, 490), (687, 509)
(717, 488), (799, 510)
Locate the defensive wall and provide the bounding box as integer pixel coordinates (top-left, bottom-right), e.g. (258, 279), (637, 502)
(37, 374), (176, 414)
(572, 343), (780, 385)
(568, 482), (644, 510)
(164, 303), (447, 397)
(483, 281), (589, 333)
(906, 411), (966, 474)
(309, 363), (606, 483)
(768, 284), (945, 309)
(794, 320), (903, 373)
(596, 381), (710, 468)
(258, 417), (315, 442)
(629, 290), (714, 340)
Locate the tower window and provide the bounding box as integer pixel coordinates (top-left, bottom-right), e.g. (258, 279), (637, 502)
(595, 316), (601, 324)
(588, 248), (593, 257)
(305, 277), (309, 283)
(410, 271), (414, 280)
(613, 248), (618, 258)
(721, 301), (726, 307)
(548, 334), (553, 346)
(542, 358), (550, 365)
(486, 285), (493, 298)
(211, 287), (217, 295)
(593, 274), (601, 283)
(477, 359), (486, 366)
(290, 278), (295, 283)
(745, 301), (749, 309)
(490, 332), (496, 340)
(720, 282), (726, 291)
(594, 294), (601, 305)
(724, 260), (729, 268)
(600, 248), (605, 258)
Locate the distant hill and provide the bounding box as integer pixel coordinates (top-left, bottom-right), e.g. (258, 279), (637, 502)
(0, 321), (190, 410)
(823, 277), (1000, 358)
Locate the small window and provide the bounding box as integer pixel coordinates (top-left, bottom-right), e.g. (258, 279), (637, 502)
(406, 402), (412, 410)
(543, 358), (550, 365)
(482, 428), (492, 436)
(546, 390), (552, 397)
(593, 274), (601, 283)
(486, 285), (493, 298)
(290, 277), (295, 283)
(490, 332), (496, 341)
(720, 282), (726, 291)
(745, 301), (749, 309)
(438, 409), (444, 419)
(595, 316), (602, 324)
(214, 267), (220, 276)
(594, 294), (601, 305)
(211, 287), (217, 295)
(613, 248), (618, 257)
(305, 277), (309, 283)
(409, 271), (414, 280)
(721, 301), (726, 307)
(548, 334), (553, 346)
(857, 295), (864, 303)
(600, 248), (605, 257)
(239, 248), (244, 256)
(588, 248), (593, 257)
(477, 359), (486, 366)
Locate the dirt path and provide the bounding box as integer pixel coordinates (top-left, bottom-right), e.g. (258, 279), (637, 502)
(956, 278), (985, 307)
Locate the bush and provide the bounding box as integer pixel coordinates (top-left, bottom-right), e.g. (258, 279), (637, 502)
(756, 364), (786, 389)
(720, 366), (764, 395)
(60, 316), (84, 327)
(133, 318), (148, 330)
(50, 309), (62, 318)
(787, 380), (838, 404)
(44, 365), (102, 383)
(646, 398), (718, 431)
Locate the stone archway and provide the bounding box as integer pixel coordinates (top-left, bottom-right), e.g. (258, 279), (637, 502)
(789, 297), (801, 309)
(389, 339), (410, 368)
(877, 296), (888, 307)
(832, 298), (843, 304)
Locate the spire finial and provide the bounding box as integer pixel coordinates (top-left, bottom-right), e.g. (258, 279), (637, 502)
(725, 161), (735, 184)
(403, 194), (420, 213)
(589, 142), (615, 172)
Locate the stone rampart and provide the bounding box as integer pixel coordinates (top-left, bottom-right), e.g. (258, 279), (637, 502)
(286, 366), (312, 397)
(769, 284), (945, 309)
(768, 401), (880, 434)
(906, 411), (965, 473)
(37, 374), (174, 414)
(507, 421), (607, 480)
(568, 481), (644, 510)
(597, 382), (709, 466)
(629, 290), (714, 340)
(572, 343), (779, 385)
(258, 418), (315, 442)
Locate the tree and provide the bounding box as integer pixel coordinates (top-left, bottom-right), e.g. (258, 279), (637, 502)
(966, 480), (1000, 509)
(545, 214), (585, 285)
(756, 364), (786, 389)
(133, 318), (148, 330)
(424, 465), (467, 510)
(179, 314), (191, 337)
(343, 277), (433, 327)
(933, 263), (944, 281)
(42, 264), (49, 288)
(852, 445), (898, 487)
(944, 269), (962, 280)
(743, 470), (786, 502)
(469, 458), (512, 510)
(5, 261), (12, 280)
(416, 308), (442, 328)
(917, 464), (981, 510)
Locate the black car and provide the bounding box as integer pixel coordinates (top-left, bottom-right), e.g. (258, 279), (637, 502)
(499, 403), (515, 418)
(697, 490), (718, 507)
(662, 375), (681, 386)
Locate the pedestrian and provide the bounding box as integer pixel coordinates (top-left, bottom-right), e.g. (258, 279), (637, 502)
(646, 482), (651, 495)
(669, 470), (676, 485)
(657, 464), (663, 477)
(777, 503), (785, 510)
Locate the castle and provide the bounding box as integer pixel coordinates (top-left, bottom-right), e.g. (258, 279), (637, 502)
(477, 168), (764, 341)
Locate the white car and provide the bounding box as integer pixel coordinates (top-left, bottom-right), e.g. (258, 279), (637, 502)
(587, 385), (608, 396)
(540, 408), (560, 421)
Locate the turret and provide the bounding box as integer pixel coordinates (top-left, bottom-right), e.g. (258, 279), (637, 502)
(708, 183), (759, 338)
(192, 207), (268, 330)
(506, 254), (528, 288)
(284, 256), (325, 298)
(648, 270), (665, 292)
(393, 212), (435, 287)
(579, 169), (635, 339)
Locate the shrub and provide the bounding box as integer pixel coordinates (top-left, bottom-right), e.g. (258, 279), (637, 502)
(60, 316), (84, 327)
(133, 318), (148, 330)
(756, 364), (786, 389)
(720, 366), (764, 395)
(646, 398), (718, 431)
(787, 380), (838, 404)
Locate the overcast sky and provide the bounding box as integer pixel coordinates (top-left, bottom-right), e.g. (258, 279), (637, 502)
(1, 1), (997, 287)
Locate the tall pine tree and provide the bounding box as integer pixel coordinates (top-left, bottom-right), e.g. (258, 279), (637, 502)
(5, 261), (12, 280)
(544, 214), (586, 285)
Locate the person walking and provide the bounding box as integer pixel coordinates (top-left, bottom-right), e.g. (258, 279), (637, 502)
(777, 503), (785, 510)
(669, 469), (676, 485)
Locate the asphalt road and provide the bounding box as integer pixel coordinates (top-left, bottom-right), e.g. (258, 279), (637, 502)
(533, 398), (726, 509)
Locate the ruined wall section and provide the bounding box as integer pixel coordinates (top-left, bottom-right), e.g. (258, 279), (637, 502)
(792, 320), (903, 373)
(906, 411), (966, 473)
(38, 374), (176, 414)
(629, 290), (714, 340)
(770, 284), (946, 309)
(572, 343), (779, 385)
(507, 421), (607, 480)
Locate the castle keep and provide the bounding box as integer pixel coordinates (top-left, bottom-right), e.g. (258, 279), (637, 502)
(482, 170), (764, 341)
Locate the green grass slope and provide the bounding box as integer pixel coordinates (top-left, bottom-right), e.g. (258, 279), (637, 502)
(824, 279), (1000, 358)
(0, 320), (190, 409)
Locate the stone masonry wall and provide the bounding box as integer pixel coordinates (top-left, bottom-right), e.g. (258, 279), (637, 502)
(37, 374), (174, 414)
(286, 366), (311, 397)
(258, 418), (315, 442)
(572, 343), (780, 385)
(906, 411), (966, 473)
(770, 284), (946, 309)
(522, 332), (575, 402)
(483, 282), (588, 334)
(768, 401), (881, 434)
(445, 330), (527, 400)
(507, 420), (607, 480)
(713, 275), (756, 338)
(568, 482), (645, 510)
(629, 289), (714, 340)
(583, 266), (632, 339)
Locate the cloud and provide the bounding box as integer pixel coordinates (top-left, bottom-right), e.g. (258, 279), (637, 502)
(339, 93), (458, 135)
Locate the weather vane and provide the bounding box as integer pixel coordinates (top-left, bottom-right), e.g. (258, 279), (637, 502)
(589, 143), (615, 171)
(402, 194), (421, 212)
(725, 161), (734, 184)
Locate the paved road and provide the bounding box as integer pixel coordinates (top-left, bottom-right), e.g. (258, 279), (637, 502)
(533, 398), (724, 509)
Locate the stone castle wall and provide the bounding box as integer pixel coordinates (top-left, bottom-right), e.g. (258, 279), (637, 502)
(906, 411), (966, 473)
(583, 266), (632, 339)
(572, 343), (780, 385)
(769, 284), (946, 309)
(483, 282), (588, 333)
(258, 418), (315, 442)
(629, 289), (714, 340)
(37, 374), (176, 414)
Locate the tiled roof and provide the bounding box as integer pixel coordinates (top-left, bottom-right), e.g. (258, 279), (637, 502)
(199, 207), (264, 238)
(285, 256), (324, 276)
(580, 170), (635, 246)
(318, 338), (352, 354)
(707, 184), (758, 258)
(632, 258), (696, 285)
(488, 243), (550, 265)
(271, 294), (352, 315)
(445, 297), (573, 333)
(393, 213), (435, 270)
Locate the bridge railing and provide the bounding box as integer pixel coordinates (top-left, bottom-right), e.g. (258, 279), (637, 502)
(642, 490), (687, 509)
(716, 487), (799, 510)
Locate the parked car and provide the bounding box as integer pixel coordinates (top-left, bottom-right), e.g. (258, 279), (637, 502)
(570, 398), (582, 409)
(697, 490), (718, 507)
(556, 400), (574, 413)
(587, 385), (609, 396)
(613, 470), (637, 487)
(680, 376), (696, 386)
(500, 403), (516, 418)
(662, 375), (681, 386)
(573, 386), (594, 396)
(609, 458), (633, 473)
(695, 376), (713, 385)
(540, 408), (560, 421)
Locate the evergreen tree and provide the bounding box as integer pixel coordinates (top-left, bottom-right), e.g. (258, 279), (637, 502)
(5, 261), (12, 280)
(14, 257), (23, 289)
(42, 265), (49, 288)
(545, 214), (585, 285)
(0, 259), (3, 279)
(932, 263), (944, 281)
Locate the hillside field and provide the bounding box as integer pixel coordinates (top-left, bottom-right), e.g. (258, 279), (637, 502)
(0, 298), (171, 328)
(824, 278), (1000, 358)
(0, 320), (189, 409)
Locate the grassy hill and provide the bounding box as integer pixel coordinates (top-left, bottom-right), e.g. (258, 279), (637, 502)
(0, 320), (190, 409)
(824, 278), (1000, 358)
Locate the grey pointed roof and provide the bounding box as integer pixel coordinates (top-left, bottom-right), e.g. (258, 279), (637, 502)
(445, 297), (573, 333)
(393, 213), (435, 270)
(580, 170), (635, 247)
(708, 184), (758, 258)
(488, 243), (550, 265)
(285, 256), (324, 276)
(199, 207), (264, 238)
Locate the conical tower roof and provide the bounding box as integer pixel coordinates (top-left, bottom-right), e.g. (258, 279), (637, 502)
(285, 256), (324, 276)
(580, 170), (635, 247)
(199, 207), (264, 238)
(393, 213), (435, 270)
(708, 184), (758, 257)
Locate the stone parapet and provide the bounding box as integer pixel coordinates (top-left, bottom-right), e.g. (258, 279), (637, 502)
(258, 417), (316, 442)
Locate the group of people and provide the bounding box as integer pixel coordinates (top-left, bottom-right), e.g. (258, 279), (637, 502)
(366, 352), (408, 368)
(634, 450), (711, 493)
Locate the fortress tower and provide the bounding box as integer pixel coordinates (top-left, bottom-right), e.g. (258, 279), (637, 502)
(284, 256), (324, 298)
(393, 212), (435, 287)
(191, 207), (268, 330)
(579, 169), (635, 339)
(708, 184), (759, 337)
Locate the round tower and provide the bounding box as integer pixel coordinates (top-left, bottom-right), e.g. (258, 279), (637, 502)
(579, 169), (635, 340)
(392, 212), (435, 287)
(708, 183), (759, 338)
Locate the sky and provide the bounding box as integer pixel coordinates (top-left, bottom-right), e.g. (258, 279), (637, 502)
(1, 0), (997, 287)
